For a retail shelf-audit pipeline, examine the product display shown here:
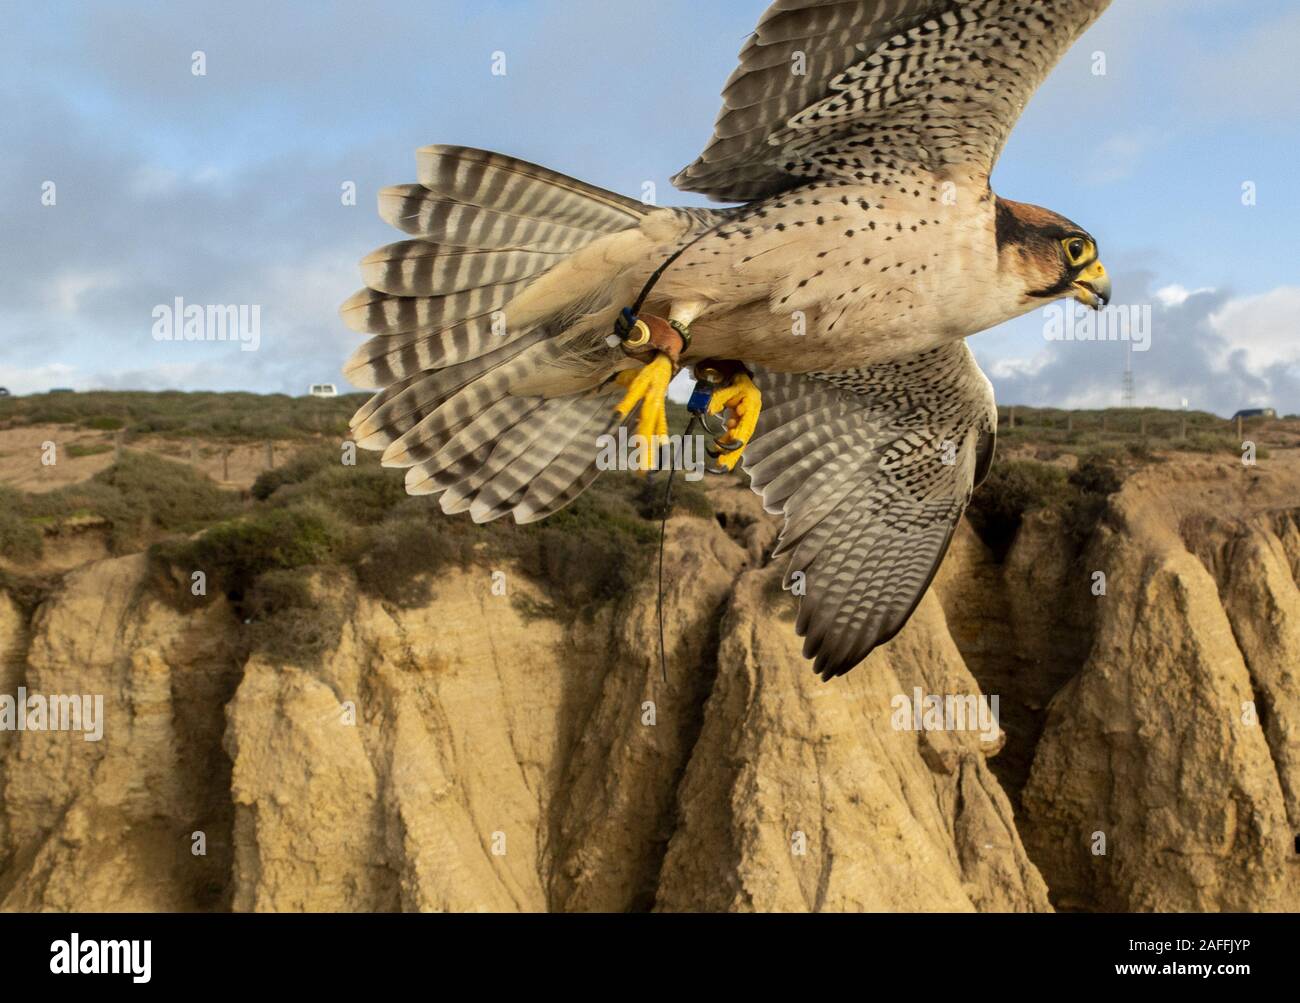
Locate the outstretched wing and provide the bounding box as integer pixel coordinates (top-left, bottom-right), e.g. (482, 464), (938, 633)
(744, 342), (996, 679)
(674, 0), (1111, 202)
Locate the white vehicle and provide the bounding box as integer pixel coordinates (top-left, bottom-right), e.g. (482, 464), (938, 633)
(308, 383), (338, 398)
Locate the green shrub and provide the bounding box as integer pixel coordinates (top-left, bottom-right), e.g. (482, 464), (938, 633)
(968, 460), (1071, 556)
(151, 502), (347, 601)
(0, 489), (43, 563)
(504, 480), (661, 611)
(244, 568), (348, 665)
(968, 453), (1129, 560)
(271, 460), (410, 525)
(66, 442), (114, 458)
(75, 459), (193, 552)
(0, 390), (364, 442)
(1069, 454), (1123, 496)
(250, 445), (338, 500)
(95, 451), (240, 536)
(349, 514), (469, 607)
(82, 416), (124, 431)
(0, 452), (240, 560)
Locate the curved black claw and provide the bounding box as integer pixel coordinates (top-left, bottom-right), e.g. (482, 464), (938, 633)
(703, 437), (745, 475)
(695, 410), (730, 438)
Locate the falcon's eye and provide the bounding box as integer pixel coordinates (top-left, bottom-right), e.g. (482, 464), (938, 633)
(1062, 237), (1093, 266)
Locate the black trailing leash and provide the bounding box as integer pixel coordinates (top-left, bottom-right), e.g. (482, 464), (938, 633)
(653, 412), (699, 685)
(612, 223), (727, 686)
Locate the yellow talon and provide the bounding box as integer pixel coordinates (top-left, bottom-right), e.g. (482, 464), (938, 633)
(614, 353), (675, 472)
(706, 372), (762, 472)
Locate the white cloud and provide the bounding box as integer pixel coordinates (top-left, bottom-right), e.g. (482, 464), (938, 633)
(50, 270), (123, 314)
(982, 278), (1300, 416)
(987, 351), (1052, 381)
(86, 361), (223, 391)
(1209, 286), (1300, 372)
(0, 362), (80, 395)
(1154, 284), (1213, 308)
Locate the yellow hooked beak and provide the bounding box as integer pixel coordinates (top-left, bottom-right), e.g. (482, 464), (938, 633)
(1072, 259), (1112, 310)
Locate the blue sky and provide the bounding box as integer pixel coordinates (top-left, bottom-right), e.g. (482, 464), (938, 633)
(1, 0), (1297, 414)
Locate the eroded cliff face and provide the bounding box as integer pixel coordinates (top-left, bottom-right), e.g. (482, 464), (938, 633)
(0, 556), (240, 910)
(1, 453), (1298, 912)
(1016, 456), (1300, 912)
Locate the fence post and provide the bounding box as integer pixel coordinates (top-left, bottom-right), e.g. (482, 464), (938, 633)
(264, 441), (274, 470)
(114, 429), (124, 460)
(1009, 407), (1016, 430)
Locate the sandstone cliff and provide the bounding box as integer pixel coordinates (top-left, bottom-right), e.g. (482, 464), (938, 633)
(1, 449), (1297, 912)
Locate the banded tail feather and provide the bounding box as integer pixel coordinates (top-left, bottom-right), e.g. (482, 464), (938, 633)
(344, 145), (687, 524)
(416, 145), (648, 232)
(377, 184), (598, 252)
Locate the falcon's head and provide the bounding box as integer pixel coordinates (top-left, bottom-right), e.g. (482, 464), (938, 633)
(995, 198), (1112, 311)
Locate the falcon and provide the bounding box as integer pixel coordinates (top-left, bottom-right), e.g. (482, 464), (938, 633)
(341, 0), (1114, 679)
